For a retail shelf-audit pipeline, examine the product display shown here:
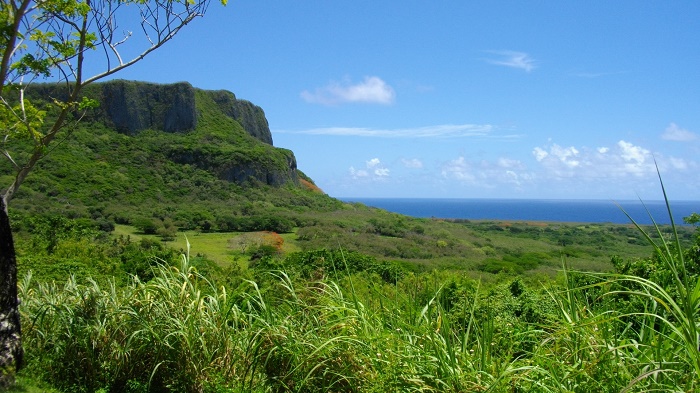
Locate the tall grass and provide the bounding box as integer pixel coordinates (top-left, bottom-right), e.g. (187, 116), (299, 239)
(605, 173), (700, 391)
(20, 242), (247, 392)
(20, 250), (545, 392)
(18, 183), (700, 392)
(535, 169), (700, 392)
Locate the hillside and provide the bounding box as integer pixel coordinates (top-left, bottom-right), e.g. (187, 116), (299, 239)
(24, 80), (294, 184)
(3, 80), (688, 281)
(6, 81), (336, 228)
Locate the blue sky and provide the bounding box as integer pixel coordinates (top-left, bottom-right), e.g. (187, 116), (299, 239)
(97, 1), (700, 200)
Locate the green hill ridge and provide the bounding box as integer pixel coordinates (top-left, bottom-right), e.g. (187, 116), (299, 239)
(6, 80), (335, 230)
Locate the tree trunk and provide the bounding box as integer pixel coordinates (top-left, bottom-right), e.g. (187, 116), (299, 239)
(0, 198), (22, 387)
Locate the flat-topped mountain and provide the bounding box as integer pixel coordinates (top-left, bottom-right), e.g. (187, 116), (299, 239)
(5, 80), (333, 232)
(24, 80), (298, 187)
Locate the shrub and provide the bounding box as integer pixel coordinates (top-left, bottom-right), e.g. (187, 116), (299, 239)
(132, 217), (159, 235)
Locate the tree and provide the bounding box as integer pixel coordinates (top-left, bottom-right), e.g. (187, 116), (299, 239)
(0, 0), (225, 385)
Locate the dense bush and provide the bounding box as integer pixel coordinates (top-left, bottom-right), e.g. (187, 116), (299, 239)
(15, 216), (180, 285)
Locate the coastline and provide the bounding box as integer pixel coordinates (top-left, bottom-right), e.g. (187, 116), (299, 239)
(340, 198), (700, 225)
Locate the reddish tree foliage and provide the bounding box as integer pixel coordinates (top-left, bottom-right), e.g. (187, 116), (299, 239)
(262, 231), (284, 251)
(299, 178), (324, 194)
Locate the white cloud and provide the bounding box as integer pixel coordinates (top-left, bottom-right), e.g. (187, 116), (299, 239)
(618, 140), (648, 163)
(300, 76), (395, 105)
(533, 147), (548, 161)
(618, 141), (652, 176)
(669, 157), (688, 170)
(349, 166), (369, 178)
(533, 140), (658, 179)
(367, 158), (381, 168)
(350, 158), (390, 180)
(441, 157), (476, 182)
(661, 123), (697, 142)
(441, 156), (533, 188)
(283, 123), (510, 139)
(524, 139), (700, 198)
(374, 167), (390, 177)
(551, 145), (580, 168)
(497, 157), (525, 169)
(401, 158), (423, 168)
(438, 140), (694, 196)
(533, 144), (580, 169)
(341, 137), (697, 198)
(367, 158), (390, 177)
(484, 50), (537, 72)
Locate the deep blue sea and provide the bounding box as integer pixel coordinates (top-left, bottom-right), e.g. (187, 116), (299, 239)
(340, 198), (700, 225)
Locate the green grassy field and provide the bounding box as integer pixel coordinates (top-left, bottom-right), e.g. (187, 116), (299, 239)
(111, 218), (665, 279)
(115, 224), (239, 264)
(113, 224), (302, 267)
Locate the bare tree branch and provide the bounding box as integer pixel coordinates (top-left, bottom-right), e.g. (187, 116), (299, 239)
(1, 0), (214, 204)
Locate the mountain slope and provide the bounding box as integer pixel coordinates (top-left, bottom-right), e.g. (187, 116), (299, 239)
(5, 80), (336, 231)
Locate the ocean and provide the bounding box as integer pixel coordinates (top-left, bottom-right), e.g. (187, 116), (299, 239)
(339, 198), (700, 225)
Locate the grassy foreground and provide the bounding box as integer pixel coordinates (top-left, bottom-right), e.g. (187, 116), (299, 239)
(17, 220), (700, 392)
(10, 169), (699, 391)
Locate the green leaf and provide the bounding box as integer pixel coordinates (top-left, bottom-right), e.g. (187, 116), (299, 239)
(78, 96), (100, 110)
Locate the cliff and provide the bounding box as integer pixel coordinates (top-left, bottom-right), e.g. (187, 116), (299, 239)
(81, 80), (274, 145)
(206, 89), (273, 145)
(27, 80), (297, 187)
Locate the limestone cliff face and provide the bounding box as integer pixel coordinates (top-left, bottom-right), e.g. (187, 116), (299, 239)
(97, 80), (197, 134)
(167, 147), (299, 187)
(29, 80), (297, 187)
(83, 80), (274, 145)
(219, 150), (299, 186)
(207, 90), (273, 145)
